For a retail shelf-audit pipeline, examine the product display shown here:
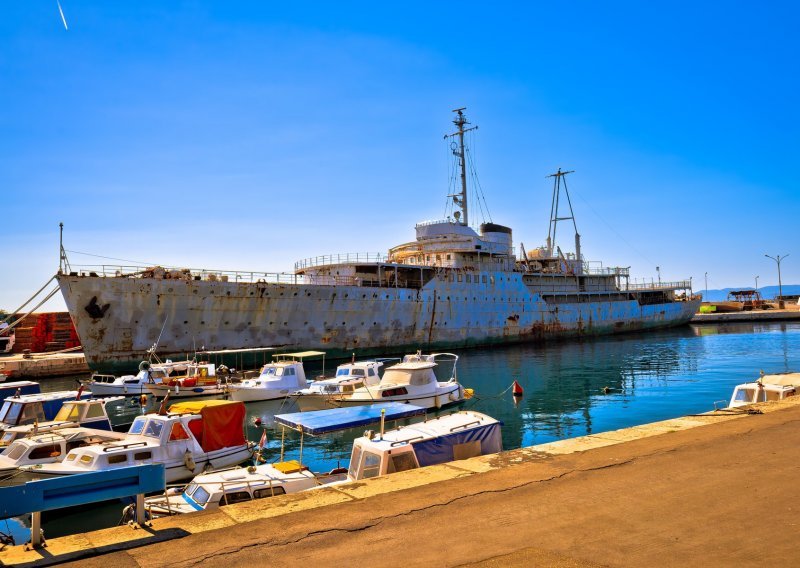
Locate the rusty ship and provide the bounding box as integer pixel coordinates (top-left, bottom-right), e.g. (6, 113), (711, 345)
(57, 109), (700, 372)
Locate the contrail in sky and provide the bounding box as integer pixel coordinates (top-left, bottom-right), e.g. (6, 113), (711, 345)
(56, 0), (68, 30)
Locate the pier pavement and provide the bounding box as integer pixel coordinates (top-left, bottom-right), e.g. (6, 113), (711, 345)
(4, 397), (800, 567)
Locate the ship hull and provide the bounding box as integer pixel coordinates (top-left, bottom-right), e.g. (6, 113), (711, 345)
(58, 274), (701, 373)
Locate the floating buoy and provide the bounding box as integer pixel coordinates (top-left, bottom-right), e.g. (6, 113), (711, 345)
(463, 388), (474, 400)
(512, 380), (524, 398)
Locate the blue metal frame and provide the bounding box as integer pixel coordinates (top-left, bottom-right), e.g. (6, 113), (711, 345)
(0, 464), (165, 518)
(275, 403), (426, 436)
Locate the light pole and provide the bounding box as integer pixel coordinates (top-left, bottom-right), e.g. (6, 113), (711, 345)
(755, 275), (759, 291)
(765, 253), (789, 307)
(704, 271), (708, 300)
(656, 266), (661, 286)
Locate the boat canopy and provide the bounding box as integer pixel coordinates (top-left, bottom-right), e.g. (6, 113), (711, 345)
(274, 403), (426, 436)
(276, 351), (326, 359)
(168, 400), (246, 452)
(168, 400), (239, 414)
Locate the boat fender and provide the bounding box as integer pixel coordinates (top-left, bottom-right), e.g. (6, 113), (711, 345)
(183, 450), (196, 472)
(434, 394), (442, 409)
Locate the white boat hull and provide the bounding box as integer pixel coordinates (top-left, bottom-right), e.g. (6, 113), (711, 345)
(228, 386), (294, 403)
(336, 383), (464, 410)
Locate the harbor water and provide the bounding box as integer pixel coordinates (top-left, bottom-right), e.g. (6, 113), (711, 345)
(8, 321), (800, 541)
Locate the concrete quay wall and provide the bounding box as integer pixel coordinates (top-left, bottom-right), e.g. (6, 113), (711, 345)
(3, 397), (800, 567)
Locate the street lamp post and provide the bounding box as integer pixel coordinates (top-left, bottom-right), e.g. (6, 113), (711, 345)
(765, 254), (789, 308)
(656, 266), (661, 286)
(704, 271), (708, 300)
(755, 275), (759, 291)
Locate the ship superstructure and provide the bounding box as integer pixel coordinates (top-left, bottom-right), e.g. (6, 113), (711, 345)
(56, 109), (699, 371)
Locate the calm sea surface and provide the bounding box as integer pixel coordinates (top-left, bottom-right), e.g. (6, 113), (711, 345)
(7, 321), (800, 541)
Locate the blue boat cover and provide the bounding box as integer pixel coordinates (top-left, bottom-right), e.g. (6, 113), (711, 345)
(275, 403), (426, 436)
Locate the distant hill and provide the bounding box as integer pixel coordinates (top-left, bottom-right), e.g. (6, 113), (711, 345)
(701, 285), (800, 302)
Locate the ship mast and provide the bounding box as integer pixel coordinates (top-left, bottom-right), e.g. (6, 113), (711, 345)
(446, 108), (477, 226)
(545, 168), (580, 265)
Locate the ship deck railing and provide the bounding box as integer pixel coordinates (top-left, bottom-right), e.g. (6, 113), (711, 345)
(294, 252), (388, 271)
(624, 280), (693, 291)
(62, 264), (418, 288)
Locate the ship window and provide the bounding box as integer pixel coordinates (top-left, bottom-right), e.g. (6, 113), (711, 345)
(5, 443), (25, 460)
(766, 390), (783, 402)
(20, 404), (45, 425)
(192, 486), (211, 505)
(446, 254), (451, 260)
(65, 453), (77, 461)
(0, 432), (15, 445)
(129, 417), (146, 435)
(169, 423), (190, 441)
(80, 454), (94, 464)
(351, 369), (365, 376)
(426, 256), (430, 262)
(254, 486), (286, 499)
(285, 368), (295, 376)
(29, 444), (61, 460)
(55, 403), (81, 422)
(457, 274), (463, 282)
(349, 445), (363, 478)
(85, 404), (106, 419)
(466, 274), (471, 283)
(336, 369), (350, 377)
(108, 454), (127, 465)
(733, 389), (754, 403)
(144, 420), (164, 439)
(134, 451), (152, 460)
(387, 452), (418, 474)
(222, 491), (252, 506)
(436, 255), (441, 261)
(123, 378), (140, 384)
(361, 452), (382, 479)
(368, 368), (376, 377)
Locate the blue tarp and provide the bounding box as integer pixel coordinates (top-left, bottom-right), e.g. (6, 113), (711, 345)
(413, 422), (503, 467)
(275, 403), (426, 436)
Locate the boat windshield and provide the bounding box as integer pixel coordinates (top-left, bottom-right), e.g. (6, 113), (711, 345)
(129, 417), (146, 435)
(336, 369), (351, 377)
(733, 388), (753, 403)
(144, 420), (164, 439)
(54, 403), (82, 422)
(190, 484), (211, 505)
(261, 366), (284, 377)
(4, 442), (26, 461)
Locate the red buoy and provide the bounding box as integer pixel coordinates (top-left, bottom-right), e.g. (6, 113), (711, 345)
(254, 417), (262, 426)
(512, 380), (523, 397)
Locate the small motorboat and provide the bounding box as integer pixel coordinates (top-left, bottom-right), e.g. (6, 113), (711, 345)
(23, 400), (254, 483)
(293, 358), (387, 411)
(334, 352), (466, 410)
(227, 351), (324, 403)
(86, 360), (177, 397)
(146, 361), (227, 399)
(0, 390), (91, 436)
(728, 371), (800, 408)
(0, 427), (126, 474)
(0, 397), (123, 447)
(136, 403), (502, 518)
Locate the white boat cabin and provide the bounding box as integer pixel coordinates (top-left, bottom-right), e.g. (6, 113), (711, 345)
(24, 400), (252, 483)
(729, 372), (800, 408)
(0, 397), (120, 447)
(346, 410), (502, 481)
(0, 427), (126, 473)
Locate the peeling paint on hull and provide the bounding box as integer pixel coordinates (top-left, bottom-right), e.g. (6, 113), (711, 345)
(58, 274), (700, 373)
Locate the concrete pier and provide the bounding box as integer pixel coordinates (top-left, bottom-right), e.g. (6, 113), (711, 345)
(0, 352), (89, 379)
(2, 395), (799, 566)
(692, 307), (800, 323)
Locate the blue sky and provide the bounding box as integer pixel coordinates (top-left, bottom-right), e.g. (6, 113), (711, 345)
(2, 1), (798, 311)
